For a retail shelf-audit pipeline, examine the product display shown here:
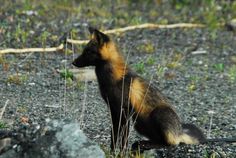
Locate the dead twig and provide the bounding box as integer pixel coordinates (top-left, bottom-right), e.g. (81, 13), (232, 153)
(0, 100), (9, 120)
(67, 23), (205, 44)
(103, 23), (205, 34)
(66, 39), (89, 45)
(191, 50), (208, 55)
(0, 44), (64, 54)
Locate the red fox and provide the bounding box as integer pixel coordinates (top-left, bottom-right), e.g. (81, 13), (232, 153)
(72, 28), (234, 151)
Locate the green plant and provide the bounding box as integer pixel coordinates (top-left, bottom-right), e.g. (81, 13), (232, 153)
(0, 55), (5, 64)
(187, 82), (196, 92)
(0, 121), (8, 129)
(228, 65), (236, 82)
(166, 53), (183, 69)
(172, 0), (192, 10)
(15, 24), (22, 42)
(134, 62), (145, 74)
(213, 63), (224, 72)
(65, 49), (73, 55)
(156, 64), (165, 78)
(203, 149), (209, 158)
(189, 75), (200, 82)
(60, 68), (73, 80)
(146, 56), (155, 65)
(14, 24), (29, 46)
(138, 41), (155, 54)
(23, 0), (33, 10)
(203, 0), (219, 30)
(41, 31), (50, 47)
(99, 145), (110, 158)
(17, 105), (28, 113)
(76, 81), (85, 90)
(130, 16), (143, 25)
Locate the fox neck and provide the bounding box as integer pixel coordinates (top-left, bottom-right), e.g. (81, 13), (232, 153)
(96, 42), (128, 82)
(95, 58), (128, 84)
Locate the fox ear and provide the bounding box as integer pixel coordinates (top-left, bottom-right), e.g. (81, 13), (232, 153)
(88, 27), (109, 45)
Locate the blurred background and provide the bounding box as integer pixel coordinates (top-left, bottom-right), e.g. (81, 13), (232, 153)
(0, 0), (235, 48)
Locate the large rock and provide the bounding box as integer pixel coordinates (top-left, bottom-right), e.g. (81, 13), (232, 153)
(0, 120), (105, 158)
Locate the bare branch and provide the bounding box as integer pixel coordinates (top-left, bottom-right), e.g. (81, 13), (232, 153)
(67, 23), (205, 44)
(0, 44), (64, 54)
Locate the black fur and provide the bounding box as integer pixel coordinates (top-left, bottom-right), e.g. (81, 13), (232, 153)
(73, 28), (208, 151)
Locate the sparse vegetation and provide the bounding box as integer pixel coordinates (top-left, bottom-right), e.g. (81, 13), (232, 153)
(146, 56), (155, 65)
(0, 121), (8, 129)
(166, 53), (183, 69)
(138, 41), (155, 54)
(40, 31), (50, 48)
(60, 68), (73, 80)
(7, 73), (28, 84)
(134, 62), (145, 74)
(187, 82), (196, 92)
(156, 64), (165, 79)
(213, 63), (224, 72)
(228, 65), (236, 82)
(17, 104), (28, 113)
(76, 81), (85, 91)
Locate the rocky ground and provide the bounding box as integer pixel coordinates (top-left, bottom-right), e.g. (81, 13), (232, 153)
(0, 1), (236, 157)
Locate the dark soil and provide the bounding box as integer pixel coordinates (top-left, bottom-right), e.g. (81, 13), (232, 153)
(0, 1), (235, 157)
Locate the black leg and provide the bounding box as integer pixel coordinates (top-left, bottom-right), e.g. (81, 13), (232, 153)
(110, 108), (130, 151)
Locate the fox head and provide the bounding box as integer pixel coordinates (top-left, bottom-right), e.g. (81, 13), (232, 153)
(72, 27), (110, 67)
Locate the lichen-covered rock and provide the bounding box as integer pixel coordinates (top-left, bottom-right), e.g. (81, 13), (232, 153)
(0, 120), (105, 158)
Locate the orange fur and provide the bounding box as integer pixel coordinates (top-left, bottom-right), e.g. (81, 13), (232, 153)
(129, 78), (152, 117)
(100, 42), (127, 80)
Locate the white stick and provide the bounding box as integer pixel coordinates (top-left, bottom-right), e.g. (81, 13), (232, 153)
(67, 23), (205, 44)
(0, 100), (9, 119)
(0, 44), (64, 54)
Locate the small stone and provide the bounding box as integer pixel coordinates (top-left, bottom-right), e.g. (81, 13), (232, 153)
(28, 82), (35, 86)
(198, 60), (203, 65)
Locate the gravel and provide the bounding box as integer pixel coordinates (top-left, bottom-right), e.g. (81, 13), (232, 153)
(0, 28), (235, 157)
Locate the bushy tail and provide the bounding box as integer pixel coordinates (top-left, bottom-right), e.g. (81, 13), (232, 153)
(181, 124), (236, 144)
(179, 123), (206, 144)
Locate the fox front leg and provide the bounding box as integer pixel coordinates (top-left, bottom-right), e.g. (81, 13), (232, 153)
(110, 108), (130, 151)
